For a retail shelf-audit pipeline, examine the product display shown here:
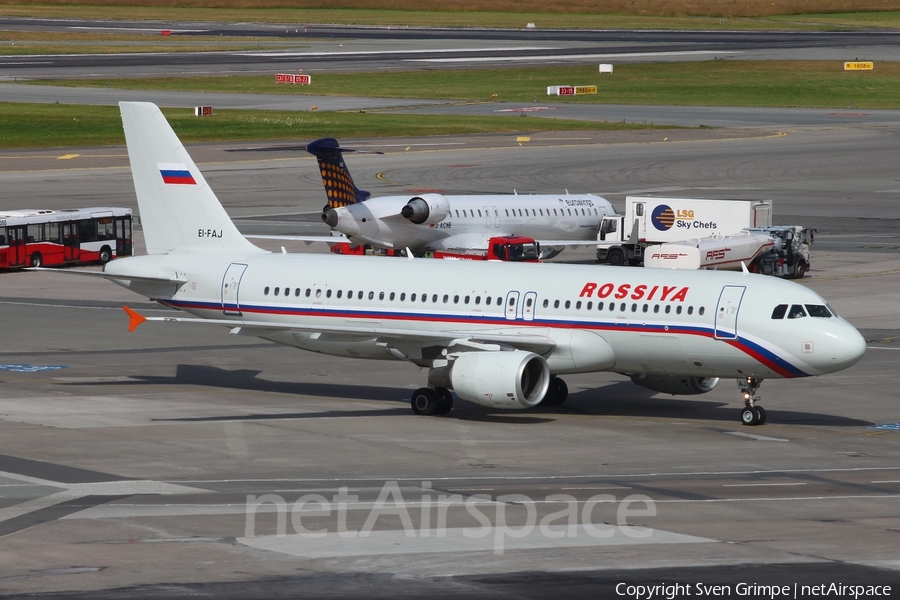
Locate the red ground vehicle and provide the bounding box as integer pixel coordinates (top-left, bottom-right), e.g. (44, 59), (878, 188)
(0, 207), (133, 269)
(433, 236), (541, 262)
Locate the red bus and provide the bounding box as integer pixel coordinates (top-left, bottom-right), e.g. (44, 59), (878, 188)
(0, 207), (133, 269)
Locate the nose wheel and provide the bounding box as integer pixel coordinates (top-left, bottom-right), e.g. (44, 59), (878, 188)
(737, 377), (767, 426)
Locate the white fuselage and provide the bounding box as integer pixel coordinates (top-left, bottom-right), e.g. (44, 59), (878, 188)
(106, 251), (865, 380)
(330, 194), (612, 251)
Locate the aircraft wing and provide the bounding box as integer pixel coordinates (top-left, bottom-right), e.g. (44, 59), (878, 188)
(534, 239), (601, 247)
(26, 267), (188, 285)
(123, 307), (556, 354)
(245, 234), (349, 244)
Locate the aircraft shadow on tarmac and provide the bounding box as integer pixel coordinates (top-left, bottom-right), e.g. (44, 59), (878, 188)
(65, 364), (872, 427)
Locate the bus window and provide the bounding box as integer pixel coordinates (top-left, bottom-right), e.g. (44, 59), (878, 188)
(46, 222), (60, 244)
(78, 220), (96, 243)
(96, 218), (114, 241)
(27, 223), (43, 243)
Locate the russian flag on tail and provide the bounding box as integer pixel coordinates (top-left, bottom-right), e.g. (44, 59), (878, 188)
(158, 163), (196, 185)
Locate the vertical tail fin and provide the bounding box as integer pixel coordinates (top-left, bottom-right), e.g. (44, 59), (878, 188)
(119, 102), (265, 256)
(306, 138), (380, 209)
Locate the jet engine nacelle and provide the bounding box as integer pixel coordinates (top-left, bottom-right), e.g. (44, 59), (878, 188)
(439, 351), (550, 410)
(400, 194), (450, 225)
(629, 374), (719, 395)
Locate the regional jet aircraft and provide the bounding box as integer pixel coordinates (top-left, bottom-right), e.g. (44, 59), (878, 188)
(299, 138), (615, 258)
(61, 103), (866, 425)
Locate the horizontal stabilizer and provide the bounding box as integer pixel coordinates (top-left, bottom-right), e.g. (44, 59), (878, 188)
(26, 267), (187, 285)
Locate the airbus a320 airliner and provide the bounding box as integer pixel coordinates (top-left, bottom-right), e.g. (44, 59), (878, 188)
(54, 103), (866, 425)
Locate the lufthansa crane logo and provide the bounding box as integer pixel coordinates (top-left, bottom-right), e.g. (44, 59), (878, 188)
(651, 204), (676, 231)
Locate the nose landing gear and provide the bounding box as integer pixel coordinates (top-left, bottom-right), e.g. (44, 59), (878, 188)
(737, 377), (767, 426)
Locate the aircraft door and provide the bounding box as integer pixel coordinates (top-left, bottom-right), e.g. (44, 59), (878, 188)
(6, 226), (26, 266)
(714, 285), (746, 340)
(222, 262), (248, 316)
(483, 206), (490, 228)
(505, 290), (520, 320)
(522, 291), (537, 321)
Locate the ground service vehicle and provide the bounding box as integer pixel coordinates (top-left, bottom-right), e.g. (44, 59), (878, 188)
(0, 207), (133, 269)
(597, 197), (773, 266)
(433, 236), (541, 262)
(745, 226), (815, 279)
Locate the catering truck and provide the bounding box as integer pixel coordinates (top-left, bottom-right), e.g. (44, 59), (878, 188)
(596, 197), (773, 266)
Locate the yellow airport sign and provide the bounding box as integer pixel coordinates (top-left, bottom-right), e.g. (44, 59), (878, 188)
(844, 62), (874, 70)
(575, 86), (598, 95)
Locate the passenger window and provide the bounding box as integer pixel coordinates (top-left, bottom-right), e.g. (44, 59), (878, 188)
(337, 290), (343, 299)
(476, 296), (481, 305)
(465, 296), (470, 304)
(806, 305), (832, 318)
(326, 290), (332, 298)
(358, 291), (363, 299)
(631, 303), (637, 312)
(687, 306), (693, 315)
(642, 304), (648, 313)
(410, 293), (415, 301)
(368, 291), (374, 300)
(565, 300), (571, 309)
(264, 287), (269, 295)
(505, 209), (509, 216)
(443, 295), (449, 303)
(390, 292), (395, 301)
(295, 288), (300, 296)
(788, 304), (807, 319)
(676, 306), (682, 314)
(575, 301), (581, 309)
(771, 304), (788, 319)
(486, 297), (492, 306)
(620, 303), (626, 312)
(399, 293), (405, 301)
(432, 294), (438, 302)
(315, 289), (321, 298)
(274, 287), (280, 296)
(306, 289), (312, 297)
(543, 299), (549, 308)
(665, 305), (671, 314)
(453, 295), (459, 304)
(587, 301), (592, 310)
(554, 300), (560, 309)
(526, 298), (532, 307)
(379, 292), (385, 300)
(497, 297), (502, 305)
(597, 302), (604, 310)
(699, 306), (705, 315)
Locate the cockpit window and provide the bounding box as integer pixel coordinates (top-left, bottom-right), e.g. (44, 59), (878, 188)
(771, 304), (788, 319)
(805, 304), (832, 318)
(788, 304), (807, 319)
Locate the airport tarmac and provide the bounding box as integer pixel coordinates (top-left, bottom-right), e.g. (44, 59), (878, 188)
(2, 128), (900, 597)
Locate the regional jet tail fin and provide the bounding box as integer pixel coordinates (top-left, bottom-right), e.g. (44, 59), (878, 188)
(119, 102), (265, 257)
(306, 138), (382, 209)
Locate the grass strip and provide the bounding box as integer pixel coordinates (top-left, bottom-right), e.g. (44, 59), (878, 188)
(0, 102), (671, 149)
(3, 4), (900, 30)
(25, 61), (900, 110)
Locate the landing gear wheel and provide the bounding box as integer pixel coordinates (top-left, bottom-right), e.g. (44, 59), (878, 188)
(435, 387), (453, 415)
(741, 406), (759, 426)
(540, 376), (569, 406)
(411, 387), (440, 416)
(607, 249), (626, 267)
(754, 406), (767, 425)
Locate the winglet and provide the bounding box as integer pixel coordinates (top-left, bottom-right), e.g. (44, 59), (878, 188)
(123, 306), (148, 332)
(741, 261), (750, 275)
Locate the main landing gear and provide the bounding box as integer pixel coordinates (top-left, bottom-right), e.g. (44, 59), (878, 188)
(411, 386), (453, 416)
(737, 377), (767, 426)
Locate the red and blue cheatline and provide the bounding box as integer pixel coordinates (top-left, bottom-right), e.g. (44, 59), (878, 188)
(158, 162), (197, 185)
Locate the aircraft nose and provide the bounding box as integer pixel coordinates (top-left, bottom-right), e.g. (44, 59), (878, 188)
(830, 324), (867, 371)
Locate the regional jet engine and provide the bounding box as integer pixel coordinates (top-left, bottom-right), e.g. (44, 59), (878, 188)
(400, 194), (450, 225)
